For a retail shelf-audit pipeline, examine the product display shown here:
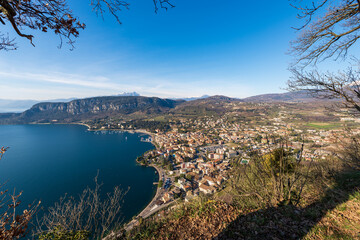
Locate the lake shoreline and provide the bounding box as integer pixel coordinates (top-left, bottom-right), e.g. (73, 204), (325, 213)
(0, 124), (157, 227)
(72, 123), (154, 139)
(70, 123), (161, 230)
(34, 123), (161, 230)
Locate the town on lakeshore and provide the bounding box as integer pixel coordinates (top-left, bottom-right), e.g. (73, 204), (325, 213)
(80, 99), (360, 229)
(4, 0), (360, 238)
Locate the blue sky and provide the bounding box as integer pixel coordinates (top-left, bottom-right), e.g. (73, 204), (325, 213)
(0, 1), (323, 100)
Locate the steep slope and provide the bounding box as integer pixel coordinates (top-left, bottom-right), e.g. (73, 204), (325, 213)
(0, 96), (183, 124)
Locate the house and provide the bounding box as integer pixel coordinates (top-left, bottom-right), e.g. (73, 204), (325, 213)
(178, 178), (187, 185)
(183, 183), (192, 192)
(202, 176), (217, 186)
(214, 153), (224, 160)
(162, 192), (174, 203)
(226, 150), (237, 158)
(174, 154), (184, 163)
(199, 184), (216, 194)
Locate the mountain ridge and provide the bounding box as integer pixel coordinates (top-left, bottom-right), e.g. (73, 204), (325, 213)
(0, 91), (329, 124)
(0, 92), (141, 113)
(243, 91), (320, 102)
(0, 96), (184, 124)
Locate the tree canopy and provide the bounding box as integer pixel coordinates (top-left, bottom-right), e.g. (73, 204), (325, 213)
(0, 0), (174, 50)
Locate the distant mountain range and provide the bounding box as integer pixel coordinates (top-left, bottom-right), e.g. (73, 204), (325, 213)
(0, 98), (76, 113)
(242, 91), (320, 103)
(0, 91), (326, 113)
(0, 96), (184, 124)
(174, 91), (320, 103)
(176, 91), (321, 103)
(0, 94), (216, 113)
(0, 91), (329, 124)
(0, 92), (141, 113)
(172, 95), (210, 101)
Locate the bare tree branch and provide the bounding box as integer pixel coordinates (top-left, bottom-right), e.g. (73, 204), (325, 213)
(0, 0), (174, 50)
(90, 0), (130, 24)
(36, 173), (129, 239)
(288, 66), (360, 115)
(290, 0), (360, 66)
(0, 32), (16, 50)
(0, 147), (40, 240)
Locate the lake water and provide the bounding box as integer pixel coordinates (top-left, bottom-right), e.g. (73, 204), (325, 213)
(0, 124), (157, 223)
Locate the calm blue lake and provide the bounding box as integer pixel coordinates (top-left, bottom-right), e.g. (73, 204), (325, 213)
(0, 124), (157, 223)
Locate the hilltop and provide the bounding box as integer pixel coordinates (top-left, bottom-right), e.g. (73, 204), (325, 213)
(171, 95), (242, 117)
(0, 95), (244, 124)
(243, 91), (324, 103)
(0, 92), (334, 125)
(0, 96), (184, 124)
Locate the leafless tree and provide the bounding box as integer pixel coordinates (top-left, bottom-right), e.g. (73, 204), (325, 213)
(0, 147), (40, 240)
(332, 127), (360, 169)
(0, 0), (174, 50)
(290, 0), (360, 66)
(35, 173), (129, 239)
(289, 1), (360, 114)
(288, 67), (360, 115)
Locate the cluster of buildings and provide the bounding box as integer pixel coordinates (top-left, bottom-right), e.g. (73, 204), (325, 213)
(85, 101), (360, 208)
(140, 110), (360, 206)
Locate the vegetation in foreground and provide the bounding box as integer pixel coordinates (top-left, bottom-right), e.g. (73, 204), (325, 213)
(0, 149), (127, 240)
(123, 140), (360, 240)
(2, 134), (359, 240)
(0, 147), (40, 240)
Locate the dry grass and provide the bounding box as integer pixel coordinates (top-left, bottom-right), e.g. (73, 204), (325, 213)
(124, 140), (360, 240)
(126, 200), (239, 240)
(305, 191), (360, 240)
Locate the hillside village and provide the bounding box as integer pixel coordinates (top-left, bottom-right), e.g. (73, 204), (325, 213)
(84, 100), (360, 216)
(3, 0), (360, 238)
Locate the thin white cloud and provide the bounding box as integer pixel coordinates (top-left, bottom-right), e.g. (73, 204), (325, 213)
(0, 69), (257, 100)
(0, 71), (128, 90)
(0, 70), (188, 99)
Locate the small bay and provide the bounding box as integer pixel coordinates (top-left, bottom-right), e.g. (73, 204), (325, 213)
(0, 124), (157, 223)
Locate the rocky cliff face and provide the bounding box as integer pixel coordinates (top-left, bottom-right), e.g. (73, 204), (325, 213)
(1, 96), (182, 124)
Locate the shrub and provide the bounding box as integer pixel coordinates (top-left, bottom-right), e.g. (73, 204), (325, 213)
(35, 174), (128, 240)
(229, 143), (311, 208)
(0, 147), (39, 239)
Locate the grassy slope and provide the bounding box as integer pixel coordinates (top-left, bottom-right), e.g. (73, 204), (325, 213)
(306, 192), (360, 239)
(217, 170), (360, 240)
(304, 172), (360, 240)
